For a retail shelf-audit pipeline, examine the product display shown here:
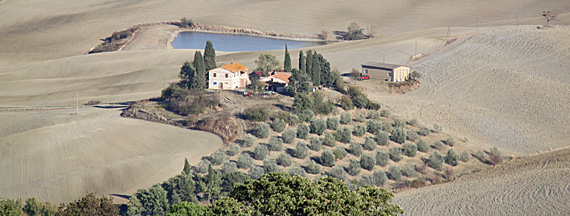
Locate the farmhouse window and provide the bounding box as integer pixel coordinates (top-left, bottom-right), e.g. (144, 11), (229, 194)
(226, 74), (228, 78)
(213, 73), (216, 77)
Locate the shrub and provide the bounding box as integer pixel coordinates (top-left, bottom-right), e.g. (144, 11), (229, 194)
(352, 124), (367, 137)
(388, 147), (403, 162)
(327, 117), (340, 130)
(406, 130), (419, 141)
(366, 101), (381, 110)
(237, 153), (253, 169)
(416, 139), (429, 153)
(367, 110), (381, 120)
(402, 143), (418, 157)
(349, 142), (363, 156)
(380, 109), (391, 117)
(446, 137), (456, 146)
(445, 149), (459, 166)
(373, 171), (388, 186)
(354, 113), (366, 122)
(294, 141), (309, 159)
(433, 124), (443, 133)
(281, 129), (296, 144)
(401, 164), (416, 177)
(255, 123), (270, 138)
(327, 166), (347, 181)
(253, 144), (269, 160)
(243, 107), (270, 121)
(489, 147), (503, 165)
(271, 118), (287, 133)
(243, 134), (256, 147)
(393, 119), (406, 128)
(360, 175), (375, 186)
(222, 161), (237, 174)
(302, 110), (314, 122)
(474, 150), (486, 161)
(321, 150), (336, 167)
(346, 160), (362, 176)
(381, 120), (393, 133)
(308, 136), (322, 151)
(407, 119), (418, 126)
(248, 165), (265, 179)
(263, 158), (280, 173)
(227, 143), (240, 156)
(288, 166), (307, 177)
(297, 124), (309, 139)
(366, 119), (382, 134)
(340, 112), (352, 124)
(360, 153), (376, 171)
(338, 127), (352, 143)
(196, 159), (210, 173)
(305, 160), (321, 174)
(433, 140), (444, 150)
(310, 119), (327, 135)
(339, 95), (354, 110)
(376, 151), (389, 166)
(362, 137), (376, 151)
(390, 127), (407, 144)
(387, 166), (402, 180)
(375, 131), (389, 146)
(267, 136), (283, 151)
(333, 147), (347, 160)
(212, 149), (226, 165)
(320, 133), (335, 147)
(460, 150), (471, 162)
(418, 127), (431, 136)
(427, 152), (444, 170)
(277, 153), (292, 167)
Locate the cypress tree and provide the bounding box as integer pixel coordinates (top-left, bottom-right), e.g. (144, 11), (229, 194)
(299, 50), (306, 75)
(193, 51), (206, 89)
(183, 158), (191, 175)
(311, 51), (321, 86)
(284, 44), (291, 72)
(306, 50), (313, 80)
(203, 41), (217, 71)
(179, 61), (195, 89)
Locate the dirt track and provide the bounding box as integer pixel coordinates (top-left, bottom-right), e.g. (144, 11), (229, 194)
(394, 147), (570, 215)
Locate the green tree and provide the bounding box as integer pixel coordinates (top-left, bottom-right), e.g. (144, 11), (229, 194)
(390, 127), (407, 144)
(294, 141), (309, 159)
(167, 202), (207, 216)
(23, 198), (57, 216)
(339, 127), (352, 143)
(428, 152), (444, 170)
(321, 150), (336, 167)
(237, 154), (253, 169)
(59, 193), (119, 216)
(254, 144), (269, 160)
(226, 173), (403, 215)
(305, 160), (321, 174)
(277, 153), (292, 167)
(376, 150), (389, 166)
(402, 142), (418, 157)
(297, 124), (309, 139)
(267, 136), (283, 151)
(388, 147), (403, 162)
(203, 40), (216, 71)
(192, 51), (206, 89)
(255, 123), (270, 138)
(271, 118), (286, 133)
(284, 45), (291, 72)
(299, 50), (306, 74)
(346, 160), (362, 176)
(293, 92), (313, 111)
(183, 158), (192, 175)
(255, 54), (280, 72)
(445, 148), (459, 166)
(360, 153), (376, 171)
(340, 112), (352, 124)
(0, 199), (24, 216)
(311, 52), (321, 86)
(281, 129), (296, 144)
(349, 142), (363, 156)
(178, 61), (196, 89)
(287, 68), (310, 96)
(305, 50), (313, 81)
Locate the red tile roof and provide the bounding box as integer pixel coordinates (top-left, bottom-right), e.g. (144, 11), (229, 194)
(220, 62), (248, 72)
(272, 72), (291, 83)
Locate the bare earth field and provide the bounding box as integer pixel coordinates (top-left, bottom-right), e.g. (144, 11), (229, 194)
(394, 147), (570, 215)
(1, 0), (570, 212)
(0, 107), (222, 203)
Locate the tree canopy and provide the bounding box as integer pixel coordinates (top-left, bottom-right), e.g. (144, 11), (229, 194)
(284, 44), (291, 72)
(255, 54), (280, 72)
(203, 41), (217, 71)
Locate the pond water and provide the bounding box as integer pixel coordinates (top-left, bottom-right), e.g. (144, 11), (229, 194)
(172, 32), (329, 51)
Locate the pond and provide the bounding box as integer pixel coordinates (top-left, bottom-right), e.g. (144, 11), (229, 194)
(172, 32), (329, 51)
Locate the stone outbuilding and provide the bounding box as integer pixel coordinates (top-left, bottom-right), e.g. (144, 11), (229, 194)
(259, 72), (291, 93)
(208, 61), (250, 90)
(361, 62), (410, 82)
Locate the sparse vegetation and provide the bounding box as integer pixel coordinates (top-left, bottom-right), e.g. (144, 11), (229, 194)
(243, 107), (270, 122)
(446, 137), (456, 146)
(460, 150), (471, 162)
(489, 147), (503, 165)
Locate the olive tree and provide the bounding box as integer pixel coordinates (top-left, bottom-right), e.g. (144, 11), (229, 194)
(360, 153), (376, 171)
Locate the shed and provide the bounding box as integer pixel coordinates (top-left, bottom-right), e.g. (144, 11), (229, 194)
(361, 62), (410, 82)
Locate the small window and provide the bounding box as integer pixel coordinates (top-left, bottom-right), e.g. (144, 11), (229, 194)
(213, 73), (216, 77)
(365, 69), (368, 74)
(225, 74), (228, 78)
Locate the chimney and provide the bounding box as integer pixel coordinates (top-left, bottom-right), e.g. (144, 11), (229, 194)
(231, 59), (234, 65)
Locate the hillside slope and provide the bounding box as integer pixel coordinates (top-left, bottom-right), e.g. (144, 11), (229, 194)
(394, 147), (570, 215)
(373, 28), (570, 154)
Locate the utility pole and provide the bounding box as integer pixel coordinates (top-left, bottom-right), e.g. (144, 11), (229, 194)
(446, 25), (451, 41)
(476, 18), (479, 34)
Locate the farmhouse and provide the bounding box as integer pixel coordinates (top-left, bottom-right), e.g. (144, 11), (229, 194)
(259, 72), (291, 93)
(208, 61), (250, 90)
(361, 62), (410, 82)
